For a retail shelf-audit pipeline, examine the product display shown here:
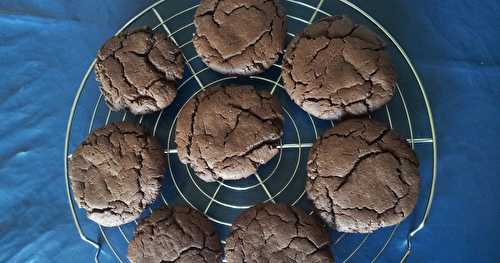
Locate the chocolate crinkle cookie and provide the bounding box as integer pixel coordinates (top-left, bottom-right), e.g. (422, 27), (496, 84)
(69, 122), (166, 227)
(175, 84), (283, 182)
(128, 205), (222, 263)
(306, 118), (420, 233)
(95, 28), (185, 115)
(282, 15), (397, 120)
(193, 0), (286, 75)
(225, 203), (334, 263)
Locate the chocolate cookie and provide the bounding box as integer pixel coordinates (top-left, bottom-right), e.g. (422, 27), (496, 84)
(175, 84), (283, 182)
(128, 205), (222, 263)
(193, 0), (286, 75)
(95, 28), (185, 115)
(306, 118), (420, 233)
(69, 122), (165, 227)
(282, 16), (397, 120)
(225, 203), (333, 263)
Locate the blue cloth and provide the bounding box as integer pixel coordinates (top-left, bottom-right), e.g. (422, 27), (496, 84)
(0, 0), (498, 262)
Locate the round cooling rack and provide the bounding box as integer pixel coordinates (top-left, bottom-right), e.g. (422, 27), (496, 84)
(64, 0), (437, 262)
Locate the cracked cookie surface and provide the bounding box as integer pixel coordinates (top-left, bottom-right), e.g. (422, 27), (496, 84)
(306, 118), (420, 233)
(225, 203), (334, 263)
(69, 122), (165, 227)
(193, 0), (286, 75)
(175, 84), (283, 182)
(128, 205), (222, 263)
(95, 28), (185, 115)
(282, 15), (396, 120)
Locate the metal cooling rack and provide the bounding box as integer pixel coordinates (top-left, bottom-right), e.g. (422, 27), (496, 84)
(64, 0), (437, 262)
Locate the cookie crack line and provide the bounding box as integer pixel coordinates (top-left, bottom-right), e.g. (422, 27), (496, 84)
(222, 110), (241, 145)
(123, 48), (179, 83)
(363, 121), (390, 145)
(115, 51), (163, 92)
(185, 96), (200, 158)
(116, 131), (154, 209)
(195, 0), (223, 19)
(244, 138), (280, 160)
(109, 46), (147, 98)
(194, 34), (226, 60)
(135, 152), (149, 205)
(291, 43), (382, 108)
(227, 103), (280, 124)
(283, 16), (395, 119)
(95, 64), (121, 107)
(196, 153), (219, 179)
(287, 208), (328, 252)
(176, 85), (283, 181)
(70, 123), (165, 226)
(174, 211), (205, 241)
(107, 54), (136, 100)
(129, 206), (221, 263)
(78, 137), (141, 210)
(220, 130), (277, 168)
(216, 1), (278, 60)
(173, 245), (205, 261)
(226, 204), (333, 261)
(196, 19), (272, 62)
(307, 119), (419, 232)
(194, 0), (284, 75)
(335, 205), (403, 220)
(317, 150), (403, 196)
(319, 121), (390, 147)
(95, 29), (182, 114)
(222, 1), (267, 17)
(88, 206), (121, 215)
(215, 103), (281, 164)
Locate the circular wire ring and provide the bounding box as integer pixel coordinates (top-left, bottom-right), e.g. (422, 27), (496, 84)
(64, 1), (437, 262)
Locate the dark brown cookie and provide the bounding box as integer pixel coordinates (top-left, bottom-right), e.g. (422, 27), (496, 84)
(95, 28), (185, 115)
(225, 203), (334, 263)
(175, 84), (283, 182)
(282, 16), (396, 120)
(128, 205), (222, 263)
(193, 0), (286, 75)
(69, 122), (165, 227)
(306, 118), (420, 233)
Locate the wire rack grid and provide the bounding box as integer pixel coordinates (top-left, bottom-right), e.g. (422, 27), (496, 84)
(64, 0), (437, 262)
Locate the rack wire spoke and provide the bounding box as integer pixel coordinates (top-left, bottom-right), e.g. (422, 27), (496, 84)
(334, 233), (347, 245)
(117, 226), (130, 244)
(205, 183), (223, 213)
(343, 234), (371, 263)
(99, 226), (125, 263)
(371, 224), (400, 262)
(255, 172), (276, 204)
(152, 8), (204, 89)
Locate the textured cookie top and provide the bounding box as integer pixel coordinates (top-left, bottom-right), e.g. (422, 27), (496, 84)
(282, 16), (396, 120)
(225, 203), (333, 263)
(95, 28), (184, 115)
(175, 84), (283, 182)
(69, 122), (165, 227)
(128, 205), (222, 263)
(306, 118), (420, 233)
(193, 0), (286, 75)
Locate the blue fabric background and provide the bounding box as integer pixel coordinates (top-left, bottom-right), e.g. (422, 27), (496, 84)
(0, 0), (498, 262)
